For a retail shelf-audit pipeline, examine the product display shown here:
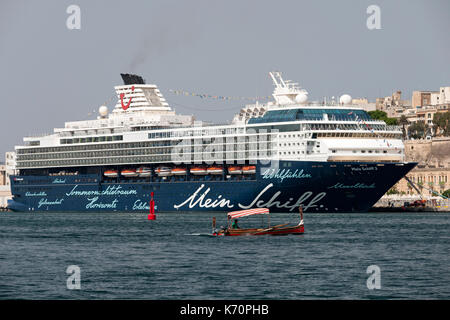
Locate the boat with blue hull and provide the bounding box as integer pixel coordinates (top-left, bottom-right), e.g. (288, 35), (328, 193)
(8, 72), (416, 213)
(8, 161), (415, 213)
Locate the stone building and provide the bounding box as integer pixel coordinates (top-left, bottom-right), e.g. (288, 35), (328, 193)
(0, 163), (10, 208)
(4, 151), (16, 187)
(412, 90), (437, 109)
(376, 90), (411, 118)
(351, 98), (376, 112)
(392, 138), (450, 197)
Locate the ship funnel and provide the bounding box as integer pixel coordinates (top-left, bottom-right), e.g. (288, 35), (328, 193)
(120, 73), (146, 85)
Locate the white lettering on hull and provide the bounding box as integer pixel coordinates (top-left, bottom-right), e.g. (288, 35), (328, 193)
(65, 185), (137, 197)
(173, 184), (234, 210)
(173, 183), (327, 211)
(85, 197), (119, 209)
(261, 168), (312, 182)
(38, 198), (64, 208)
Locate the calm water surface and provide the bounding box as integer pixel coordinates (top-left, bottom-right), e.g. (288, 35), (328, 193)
(0, 211), (449, 299)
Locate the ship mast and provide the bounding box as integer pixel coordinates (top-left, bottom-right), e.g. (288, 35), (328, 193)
(269, 71), (308, 106)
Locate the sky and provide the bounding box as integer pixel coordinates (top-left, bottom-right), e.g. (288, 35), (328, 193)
(0, 0), (449, 157)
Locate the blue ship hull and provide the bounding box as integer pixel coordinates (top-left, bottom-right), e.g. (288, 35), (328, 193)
(8, 161), (416, 213)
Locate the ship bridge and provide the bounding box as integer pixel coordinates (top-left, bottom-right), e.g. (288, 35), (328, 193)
(248, 108), (373, 124)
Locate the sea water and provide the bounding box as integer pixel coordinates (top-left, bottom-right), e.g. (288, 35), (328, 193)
(0, 211), (449, 299)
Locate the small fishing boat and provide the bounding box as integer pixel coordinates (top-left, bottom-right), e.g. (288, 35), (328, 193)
(121, 169), (138, 177)
(242, 165), (256, 174)
(207, 166), (224, 175)
(227, 166), (242, 175)
(172, 167), (187, 175)
(190, 167), (208, 175)
(104, 170), (118, 177)
(136, 167), (152, 177)
(155, 166), (172, 177)
(212, 207), (304, 236)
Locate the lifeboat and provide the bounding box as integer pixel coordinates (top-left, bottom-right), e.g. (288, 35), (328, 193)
(242, 165), (256, 174)
(172, 167), (187, 175)
(121, 169), (138, 177)
(207, 166), (224, 175)
(190, 167), (208, 175)
(228, 166), (242, 175)
(155, 166), (172, 177)
(136, 167), (152, 177)
(104, 170), (118, 178)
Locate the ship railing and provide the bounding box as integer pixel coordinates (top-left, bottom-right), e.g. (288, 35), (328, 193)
(385, 125), (402, 131)
(24, 132), (54, 138)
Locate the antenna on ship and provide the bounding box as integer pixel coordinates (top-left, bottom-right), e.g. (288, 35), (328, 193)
(268, 71), (308, 106)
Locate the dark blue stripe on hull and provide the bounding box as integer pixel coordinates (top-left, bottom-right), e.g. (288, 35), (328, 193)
(8, 161), (416, 213)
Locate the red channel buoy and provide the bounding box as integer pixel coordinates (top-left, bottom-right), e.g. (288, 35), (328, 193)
(148, 191), (156, 220)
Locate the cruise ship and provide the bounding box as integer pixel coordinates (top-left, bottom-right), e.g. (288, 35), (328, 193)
(8, 72), (416, 213)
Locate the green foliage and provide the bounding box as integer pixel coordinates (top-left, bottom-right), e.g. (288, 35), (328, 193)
(399, 115), (409, 139)
(408, 120), (427, 139)
(368, 110), (388, 120)
(433, 111), (450, 136)
(385, 118), (398, 125)
(399, 115), (409, 126)
(442, 189), (450, 198)
(368, 110), (398, 125)
(386, 187), (399, 195)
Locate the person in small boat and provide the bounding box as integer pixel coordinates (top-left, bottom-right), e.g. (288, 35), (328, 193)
(231, 219), (240, 229)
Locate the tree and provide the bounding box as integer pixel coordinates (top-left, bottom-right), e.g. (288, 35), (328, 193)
(385, 118), (398, 125)
(433, 111), (450, 137)
(408, 120), (427, 139)
(442, 189), (450, 199)
(386, 187), (399, 195)
(368, 110), (398, 126)
(399, 115), (409, 139)
(368, 110), (388, 120)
